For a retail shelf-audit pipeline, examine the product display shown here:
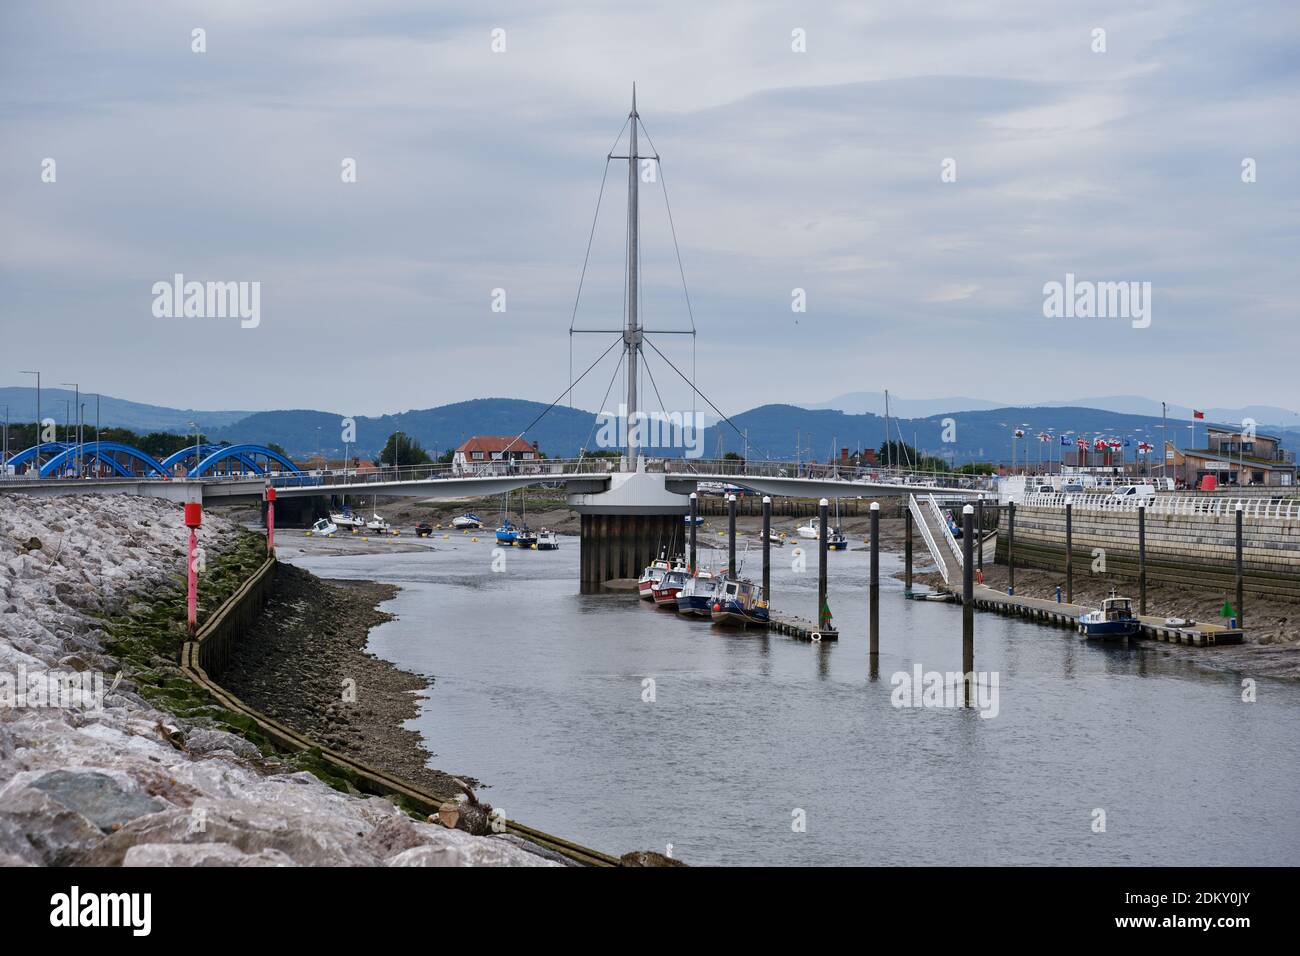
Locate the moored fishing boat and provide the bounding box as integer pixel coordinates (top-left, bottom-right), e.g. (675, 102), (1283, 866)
(637, 554), (674, 600)
(676, 569), (720, 616)
(652, 567), (690, 607)
(536, 528), (559, 550)
(1079, 589), (1140, 640)
(711, 578), (770, 628)
(827, 528), (849, 550)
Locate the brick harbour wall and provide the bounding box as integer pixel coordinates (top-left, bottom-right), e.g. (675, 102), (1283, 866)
(997, 505), (1300, 599)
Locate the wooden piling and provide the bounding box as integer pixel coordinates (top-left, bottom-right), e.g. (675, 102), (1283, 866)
(1138, 502), (1147, 615)
(869, 501), (880, 676)
(1007, 501), (1015, 595)
(1236, 503), (1245, 628)
(962, 504), (974, 702)
(818, 497), (829, 632)
(1065, 500), (1074, 604)
(728, 494), (737, 575)
(904, 507), (913, 591)
(762, 495), (771, 601)
(689, 492), (698, 572)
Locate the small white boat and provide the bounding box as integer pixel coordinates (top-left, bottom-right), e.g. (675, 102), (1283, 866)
(311, 517), (338, 537)
(766, 530), (785, 547)
(365, 513), (390, 533)
(796, 521), (819, 540)
(1164, 616), (1195, 628)
(452, 513), (483, 529)
(536, 529), (559, 550)
(329, 508), (365, 529)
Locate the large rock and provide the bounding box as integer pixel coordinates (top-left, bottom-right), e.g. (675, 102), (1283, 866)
(0, 494), (557, 867)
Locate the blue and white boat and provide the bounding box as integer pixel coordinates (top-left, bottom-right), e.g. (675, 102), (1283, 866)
(711, 578), (770, 628)
(676, 569), (721, 616)
(495, 519), (518, 546)
(1080, 589), (1140, 640)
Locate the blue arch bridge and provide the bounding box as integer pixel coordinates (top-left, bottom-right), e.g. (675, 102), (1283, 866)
(4, 441), (303, 480)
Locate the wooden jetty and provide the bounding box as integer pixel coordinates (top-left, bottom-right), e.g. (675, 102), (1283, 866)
(768, 610), (837, 642)
(967, 584), (1244, 646)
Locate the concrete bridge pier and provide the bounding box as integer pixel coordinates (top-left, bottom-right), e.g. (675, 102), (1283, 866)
(569, 465), (691, 594)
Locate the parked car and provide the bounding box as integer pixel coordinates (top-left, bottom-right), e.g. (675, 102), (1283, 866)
(1112, 485), (1157, 499)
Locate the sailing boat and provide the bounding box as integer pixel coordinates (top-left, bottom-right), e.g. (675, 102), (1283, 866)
(827, 498), (848, 550)
(515, 492), (537, 548)
(495, 490), (518, 545)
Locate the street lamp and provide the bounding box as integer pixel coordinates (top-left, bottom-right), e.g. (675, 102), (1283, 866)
(20, 370), (40, 473)
(61, 383), (79, 476)
(188, 422), (199, 479)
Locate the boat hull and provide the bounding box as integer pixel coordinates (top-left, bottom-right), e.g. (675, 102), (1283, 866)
(1081, 619), (1140, 640)
(652, 587), (682, 607)
(711, 602), (770, 627)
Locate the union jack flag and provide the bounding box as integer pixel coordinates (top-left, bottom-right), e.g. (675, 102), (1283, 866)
(1076, 438), (1088, 449)
(1037, 432), (1051, 442)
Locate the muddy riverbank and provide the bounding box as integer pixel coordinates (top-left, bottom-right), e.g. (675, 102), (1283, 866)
(220, 564), (470, 796)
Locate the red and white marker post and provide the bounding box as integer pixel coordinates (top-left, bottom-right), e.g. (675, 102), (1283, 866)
(184, 501), (202, 636)
(265, 485), (276, 555)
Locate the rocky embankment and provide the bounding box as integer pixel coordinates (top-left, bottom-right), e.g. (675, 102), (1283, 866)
(0, 494), (556, 866)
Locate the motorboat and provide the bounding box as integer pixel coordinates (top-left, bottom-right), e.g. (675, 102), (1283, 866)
(638, 554), (674, 600)
(311, 517), (338, 537)
(711, 578), (770, 627)
(651, 568), (690, 608)
(452, 513), (483, 529)
(676, 569), (721, 616)
(1080, 589), (1140, 639)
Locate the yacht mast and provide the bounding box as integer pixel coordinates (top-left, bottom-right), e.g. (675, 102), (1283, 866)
(625, 85), (641, 465)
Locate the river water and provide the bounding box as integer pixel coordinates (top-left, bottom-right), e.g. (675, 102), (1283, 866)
(282, 533), (1300, 866)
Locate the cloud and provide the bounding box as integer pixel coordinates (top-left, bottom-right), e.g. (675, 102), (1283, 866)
(0, 0), (1296, 417)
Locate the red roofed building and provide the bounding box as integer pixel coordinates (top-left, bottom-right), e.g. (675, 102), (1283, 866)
(453, 435), (539, 473)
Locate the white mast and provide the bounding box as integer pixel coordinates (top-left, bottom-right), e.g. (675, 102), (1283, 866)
(625, 85), (641, 465)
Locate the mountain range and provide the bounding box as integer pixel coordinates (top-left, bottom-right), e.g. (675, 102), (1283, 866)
(3, 386), (1293, 463)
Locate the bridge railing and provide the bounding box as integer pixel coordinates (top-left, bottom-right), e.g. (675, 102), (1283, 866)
(926, 494), (965, 569)
(908, 494), (949, 584)
(1021, 491), (1300, 520)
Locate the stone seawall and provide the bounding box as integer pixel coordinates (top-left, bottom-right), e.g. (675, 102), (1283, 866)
(998, 505), (1300, 599)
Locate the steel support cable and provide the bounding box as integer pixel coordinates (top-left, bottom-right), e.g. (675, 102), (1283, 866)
(505, 335), (623, 457)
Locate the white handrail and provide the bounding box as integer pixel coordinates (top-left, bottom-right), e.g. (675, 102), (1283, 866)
(926, 494), (966, 569)
(1019, 492), (1300, 520)
(908, 493), (949, 584)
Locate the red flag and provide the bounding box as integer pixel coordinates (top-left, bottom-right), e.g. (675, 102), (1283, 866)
(1193, 409), (1205, 419)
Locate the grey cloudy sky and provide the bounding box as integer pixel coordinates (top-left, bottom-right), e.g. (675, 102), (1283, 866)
(2, 0), (1297, 418)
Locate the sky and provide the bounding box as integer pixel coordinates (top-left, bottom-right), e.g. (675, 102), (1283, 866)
(2, 0), (1297, 420)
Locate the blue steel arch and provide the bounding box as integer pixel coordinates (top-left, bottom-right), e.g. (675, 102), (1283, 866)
(39, 442), (168, 479)
(7, 442), (71, 469)
(189, 443), (302, 477)
(159, 444), (260, 475)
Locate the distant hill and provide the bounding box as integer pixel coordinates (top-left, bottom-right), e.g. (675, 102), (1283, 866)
(0, 387), (252, 433)
(2, 387), (1289, 464)
(700, 404), (1262, 466)
(210, 399), (599, 460)
(807, 389), (1296, 431)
